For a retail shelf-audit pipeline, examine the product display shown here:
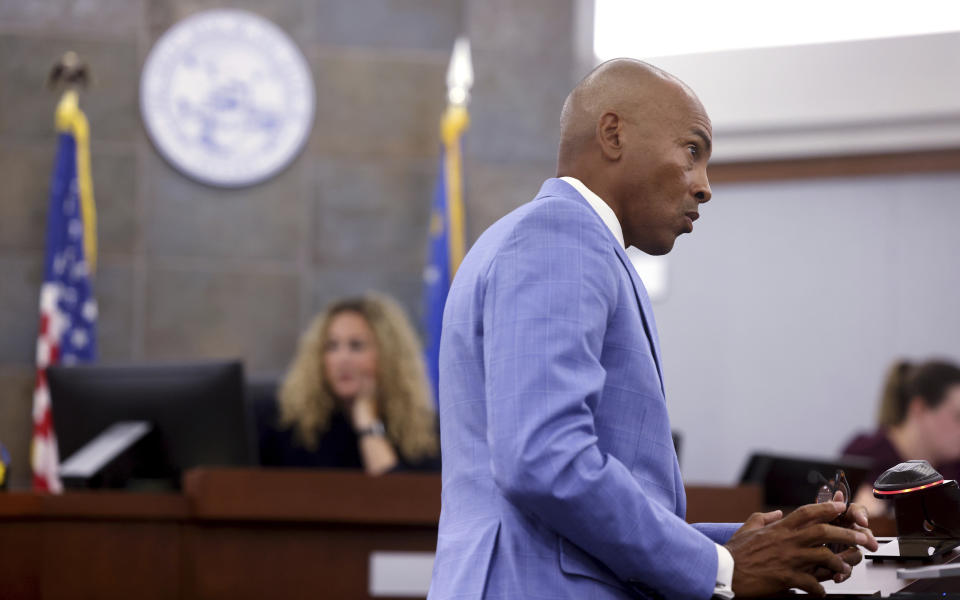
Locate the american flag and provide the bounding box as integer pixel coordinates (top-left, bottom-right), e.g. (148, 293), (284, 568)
(32, 91), (98, 493)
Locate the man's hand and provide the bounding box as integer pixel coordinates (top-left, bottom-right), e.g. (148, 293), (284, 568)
(810, 492), (878, 583)
(813, 492), (878, 583)
(724, 501), (879, 598)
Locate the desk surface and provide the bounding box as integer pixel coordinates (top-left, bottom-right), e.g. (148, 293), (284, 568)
(818, 538), (960, 597)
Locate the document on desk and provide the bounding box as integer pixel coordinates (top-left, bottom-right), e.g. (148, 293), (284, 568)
(59, 421), (151, 478)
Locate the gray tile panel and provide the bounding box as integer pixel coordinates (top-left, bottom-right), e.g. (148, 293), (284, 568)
(463, 0), (576, 163)
(146, 0), (314, 46)
(313, 158), (433, 271)
(307, 0), (462, 52)
(307, 49), (446, 160)
(144, 149), (306, 262)
(95, 259), (135, 362)
(0, 256), (42, 365)
(144, 264), (301, 372)
(0, 366), (35, 490)
(0, 0), (144, 40)
(0, 33), (139, 142)
(0, 142), (53, 253)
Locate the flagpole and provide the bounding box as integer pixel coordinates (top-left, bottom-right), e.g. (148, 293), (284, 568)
(440, 37), (472, 277)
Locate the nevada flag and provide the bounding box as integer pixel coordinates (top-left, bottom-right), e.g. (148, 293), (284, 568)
(422, 103), (468, 404)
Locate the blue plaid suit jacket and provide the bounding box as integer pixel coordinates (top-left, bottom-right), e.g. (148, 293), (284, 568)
(428, 178), (739, 599)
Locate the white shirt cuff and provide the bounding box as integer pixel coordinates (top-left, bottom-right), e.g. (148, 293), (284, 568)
(713, 543), (735, 599)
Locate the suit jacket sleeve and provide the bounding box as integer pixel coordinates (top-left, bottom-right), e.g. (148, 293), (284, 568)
(483, 198), (719, 600)
(691, 522), (741, 545)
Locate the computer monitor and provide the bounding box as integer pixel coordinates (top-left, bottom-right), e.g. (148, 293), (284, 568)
(48, 360), (254, 489)
(739, 452), (873, 509)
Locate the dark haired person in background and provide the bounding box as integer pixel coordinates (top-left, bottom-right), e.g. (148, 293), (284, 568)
(259, 294), (439, 475)
(843, 359), (960, 516)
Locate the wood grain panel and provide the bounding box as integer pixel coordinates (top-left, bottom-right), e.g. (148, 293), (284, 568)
(710, 149), (960, 183)
(184, 468), (441, 524)
(684, 484), (762, 524)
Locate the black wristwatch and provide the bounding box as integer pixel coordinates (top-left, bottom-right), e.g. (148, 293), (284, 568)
(357, 420), (386, 438)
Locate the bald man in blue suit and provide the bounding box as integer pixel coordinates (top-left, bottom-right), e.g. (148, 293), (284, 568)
(428, 59), (876, 600)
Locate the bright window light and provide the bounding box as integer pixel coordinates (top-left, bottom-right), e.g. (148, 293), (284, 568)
(595, 0), (960, 60)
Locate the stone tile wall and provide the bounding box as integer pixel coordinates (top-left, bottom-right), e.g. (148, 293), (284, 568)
(0, 0), (587, 487)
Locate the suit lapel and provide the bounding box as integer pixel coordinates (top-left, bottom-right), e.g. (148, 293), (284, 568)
(546, 179), (666, 394)
(613, 245), (665, 395)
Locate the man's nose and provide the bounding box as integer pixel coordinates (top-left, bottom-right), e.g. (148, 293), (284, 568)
(693, 172), (712, 203)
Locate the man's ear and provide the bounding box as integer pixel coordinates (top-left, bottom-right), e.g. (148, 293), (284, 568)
(597, 111), (623, 161)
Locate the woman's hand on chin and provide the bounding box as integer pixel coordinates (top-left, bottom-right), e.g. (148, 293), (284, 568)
(349, 376), (378, 432)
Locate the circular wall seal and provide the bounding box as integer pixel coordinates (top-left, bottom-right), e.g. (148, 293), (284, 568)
(140, 9), (315, 187)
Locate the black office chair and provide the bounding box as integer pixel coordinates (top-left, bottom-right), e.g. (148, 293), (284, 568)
(245, 375), (282, 465)
(739, 452), (872, 509)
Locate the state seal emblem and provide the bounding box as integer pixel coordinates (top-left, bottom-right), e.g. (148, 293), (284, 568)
(140, 9), (315, 187)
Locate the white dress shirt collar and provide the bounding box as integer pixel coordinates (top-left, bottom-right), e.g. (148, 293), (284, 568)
(559, 176), (625, 249)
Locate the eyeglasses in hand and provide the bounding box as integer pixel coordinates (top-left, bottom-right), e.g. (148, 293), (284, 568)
(814, 469), (851, 513)
(815, 469), (852, 554)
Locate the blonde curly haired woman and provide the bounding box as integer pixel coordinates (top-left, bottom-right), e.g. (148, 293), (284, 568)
(259, 294), (439, 475)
